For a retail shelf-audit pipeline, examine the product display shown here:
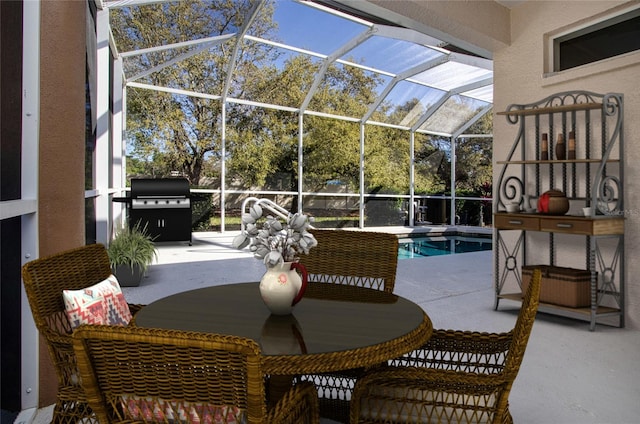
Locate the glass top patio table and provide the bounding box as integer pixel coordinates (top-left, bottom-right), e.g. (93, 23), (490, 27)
(133, 282), (432, 375)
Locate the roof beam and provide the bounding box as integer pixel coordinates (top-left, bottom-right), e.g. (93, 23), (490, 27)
(119, 34), (234, 58)
(221, 0), (266, 100)
(103, 0), (173, 9)
(126, 39), (228, 83)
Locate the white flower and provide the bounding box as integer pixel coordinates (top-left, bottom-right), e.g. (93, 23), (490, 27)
(249, 204), (263, 220)
(233, 206), (318, 267)
(231, 233), (249, 249)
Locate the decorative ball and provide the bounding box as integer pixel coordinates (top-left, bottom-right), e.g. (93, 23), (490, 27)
(537, 189), (569, 215)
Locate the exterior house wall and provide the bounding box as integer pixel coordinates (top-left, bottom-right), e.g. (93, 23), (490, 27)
(37, 0), (86, 406)
(493, 0), (639, 329)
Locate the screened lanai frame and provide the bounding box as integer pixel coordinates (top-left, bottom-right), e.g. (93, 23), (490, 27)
(100, 0), (494, 234)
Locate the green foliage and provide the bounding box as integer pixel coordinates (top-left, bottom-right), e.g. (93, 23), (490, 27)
(111, 1), (493, 206)
(107, 223), (157, 272)
(191, 192), (214, 231)
(111, 0), (278, 185)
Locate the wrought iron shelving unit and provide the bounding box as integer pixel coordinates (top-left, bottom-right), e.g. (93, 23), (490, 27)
(493, 91), (624, 331)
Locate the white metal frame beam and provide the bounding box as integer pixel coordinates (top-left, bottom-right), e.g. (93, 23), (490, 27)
(19, 0), (41, 416)
(95, 7), (112, 244)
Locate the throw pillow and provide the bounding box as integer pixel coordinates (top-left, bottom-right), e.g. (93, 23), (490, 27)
(63, 275), (132, 329)
(121, 396), (246, 424)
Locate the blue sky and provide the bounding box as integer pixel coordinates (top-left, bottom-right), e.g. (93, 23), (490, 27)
(272, 0), (366, 55)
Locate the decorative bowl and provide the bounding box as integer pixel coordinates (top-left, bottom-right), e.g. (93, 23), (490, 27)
(505, 203), (520, 213)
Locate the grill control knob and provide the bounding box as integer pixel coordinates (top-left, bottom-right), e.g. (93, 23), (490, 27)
(143, 200), (147, 204)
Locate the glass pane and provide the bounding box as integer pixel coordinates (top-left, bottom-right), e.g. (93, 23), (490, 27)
(557, 13), (640, 71)
(411, 61), (492, 91)
(302, 194), (359, 229)
(419, 95), (490, 135)
(456, 198), (492, 227)
(454, 133), (492, 227)
(225, 103), (298, 191)
(343, 36), (443, 74)
(302, 116), (360, 193)
(371, 82), (446, 127)
(364, 196), (409, 227)
(414, 133), (447, 195)
(364, 126), (410, 194)
(462, 85), (493, 103)
(124, 88), (224, 182)
(232, 39), (321, 107)
(273, 1), (369, 55)
(110, 1), (253, 51)
(307, 62), (381, 117)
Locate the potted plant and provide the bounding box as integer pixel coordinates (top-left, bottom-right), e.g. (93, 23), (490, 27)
(107, 222), (157, 287)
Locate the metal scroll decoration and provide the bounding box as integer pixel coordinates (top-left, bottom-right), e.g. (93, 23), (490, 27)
(593, 93), (624, 216)
(596, 175), (622, 215)
(497, 91), (624, 215)
(499, 175), (524, 209)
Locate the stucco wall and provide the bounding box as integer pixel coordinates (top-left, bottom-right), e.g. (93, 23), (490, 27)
(493, 1), (639, 329)
(38, 0), (86, 406)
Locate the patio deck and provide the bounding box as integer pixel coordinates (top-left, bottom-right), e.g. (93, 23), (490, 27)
(26, 229), (640, 424)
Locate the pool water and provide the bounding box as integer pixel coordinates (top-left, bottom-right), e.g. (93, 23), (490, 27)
(398, 235), (492, 259)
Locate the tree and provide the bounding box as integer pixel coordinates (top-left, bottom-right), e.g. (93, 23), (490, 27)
(110, 1), (493, 210)
(111, 0), (278, 184)
(454, 112), (493, 192)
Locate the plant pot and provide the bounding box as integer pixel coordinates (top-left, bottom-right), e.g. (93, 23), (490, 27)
(113, 264), (144, 287)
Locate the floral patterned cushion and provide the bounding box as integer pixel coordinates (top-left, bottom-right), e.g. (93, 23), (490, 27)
(63, 275), (132, 329)
(121, 395), (246, 424)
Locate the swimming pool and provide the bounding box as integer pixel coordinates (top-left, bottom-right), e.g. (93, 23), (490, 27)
(398, 235), (492, 259)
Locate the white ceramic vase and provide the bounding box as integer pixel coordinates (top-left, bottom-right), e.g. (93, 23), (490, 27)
(259, 261), (308, 315)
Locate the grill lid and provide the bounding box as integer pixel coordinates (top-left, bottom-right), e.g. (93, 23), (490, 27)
(130, 178), (190, 198)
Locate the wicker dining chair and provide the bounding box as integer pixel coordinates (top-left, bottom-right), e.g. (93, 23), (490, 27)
(299, 229), (399, 422)
(303, 229), (399, 294)
(21, 243), (143, 423)
(72, 325), (320, 424)
(349, 268), (542, 424)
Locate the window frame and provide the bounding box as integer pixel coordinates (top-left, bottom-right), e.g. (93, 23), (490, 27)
(548, 5), (640, 73)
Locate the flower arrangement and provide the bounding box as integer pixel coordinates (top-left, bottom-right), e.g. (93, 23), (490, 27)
(232, 204), (318, 267)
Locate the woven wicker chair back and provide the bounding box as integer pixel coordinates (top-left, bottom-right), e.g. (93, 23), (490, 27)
(72, 325), (266, 424)
(303, 229), (399, 293)
(505, 267), (541, 377)
(22, 243), (145, 423)
(349, 268), (542, 424)
(21, 244), (114, 423)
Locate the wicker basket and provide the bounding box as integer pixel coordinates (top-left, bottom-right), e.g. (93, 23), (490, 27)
(522, 265), (592, 308)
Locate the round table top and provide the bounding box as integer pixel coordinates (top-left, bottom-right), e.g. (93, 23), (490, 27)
(134, 282), (432, 375)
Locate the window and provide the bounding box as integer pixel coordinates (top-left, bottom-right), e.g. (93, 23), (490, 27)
(553, 8), (640, 72)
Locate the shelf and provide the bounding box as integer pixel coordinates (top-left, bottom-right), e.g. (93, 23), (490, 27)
(497, 102), (602, 116)
(494, 92), (624, 330)
(496, 159), (620, 165)
(499, 293), (621, 321)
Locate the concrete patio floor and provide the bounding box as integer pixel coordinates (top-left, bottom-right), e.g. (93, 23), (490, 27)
(25, 229), (640, 424)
